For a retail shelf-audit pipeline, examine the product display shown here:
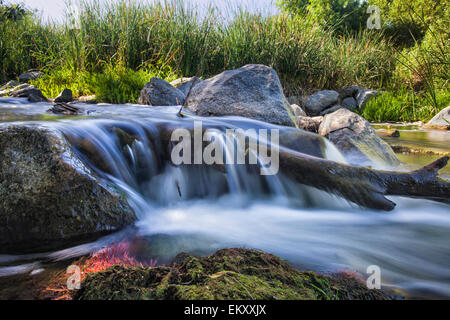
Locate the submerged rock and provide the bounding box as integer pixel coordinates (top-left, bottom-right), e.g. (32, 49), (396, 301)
(424, 106), (450, 130)
(74, 248), (393, 300)
(0, 125), (136, 252)
(184, 64), (294, 126)
(138, 77), (186, 106)
(54, 88), (73, 103)
(318, 108), (400, 168)
(304, 90), (339, 116)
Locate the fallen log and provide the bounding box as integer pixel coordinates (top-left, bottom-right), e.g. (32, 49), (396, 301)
(279, 148), (450, 211)
(157, 122), (450, 211)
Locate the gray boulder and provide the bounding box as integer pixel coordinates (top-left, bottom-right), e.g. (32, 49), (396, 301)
(0, 82), (30, 97)
(138, 77), (186, 106)
(55, 88), (73, 103)
(184, 64), (294, 126)
(304, 90), (339, 116)
(424, 106), (450, 130)
(18, 71), (43, 82)
(318, 108), (400, 168)
(0, 125), (136, 251)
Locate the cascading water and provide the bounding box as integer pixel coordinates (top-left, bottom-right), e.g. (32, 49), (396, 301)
(0, 99), (449, 299)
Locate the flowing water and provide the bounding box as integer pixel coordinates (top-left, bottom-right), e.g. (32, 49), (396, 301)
(1, 98), (449, 299)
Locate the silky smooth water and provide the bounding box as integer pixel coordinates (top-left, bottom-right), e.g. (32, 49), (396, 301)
(0, 98), (449, 299)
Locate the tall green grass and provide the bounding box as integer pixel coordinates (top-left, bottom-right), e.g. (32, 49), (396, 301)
(1, 0), (445, 121)
(1, 0), (396, 92)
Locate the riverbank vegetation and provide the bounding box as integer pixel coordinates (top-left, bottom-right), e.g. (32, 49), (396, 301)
(0, 0), (448, 121)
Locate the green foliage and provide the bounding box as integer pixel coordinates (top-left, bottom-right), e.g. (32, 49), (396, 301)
(361, 88), (450, 123)
(277, 0), (369, 35)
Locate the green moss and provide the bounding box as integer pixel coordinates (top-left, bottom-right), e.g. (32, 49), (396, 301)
(74, 248), (394, 300)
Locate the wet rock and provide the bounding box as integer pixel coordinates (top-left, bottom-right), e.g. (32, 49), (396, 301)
(304, 90), (339, 116)
(0, 125), (135, 251)
(378, 129), (400, 138)
(318, 108), (400, 168)
(74, 248), (394, 300)
(54, 88), (73, 103)
(296, 115), (323, 133)
(290, 104), (307, 117)
(9, 85), (48, 102)
(138, 77), (186, 106)
(170, 77), (203, 97)
(47, 102), (82, 115)
(356, 89), (380, 109)
(424, 106), (450, 130)
(184, 64), (294, 126)
(18, 71), (43, 82)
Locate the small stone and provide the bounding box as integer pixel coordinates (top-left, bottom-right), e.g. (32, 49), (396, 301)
(296, 116), (323, 133)
(18, 71), (43, 82)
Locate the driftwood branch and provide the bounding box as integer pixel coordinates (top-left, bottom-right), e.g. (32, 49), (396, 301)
(279, 149), (450, 211)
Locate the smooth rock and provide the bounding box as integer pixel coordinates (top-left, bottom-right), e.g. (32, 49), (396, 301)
(424, 106), (450, 130)
(18, 71), (43, 82)
(304, 90), (339, 116)
(318, 108), (400, 168)
(184, 64), (294, 126)
(54, 88), (73, 103)
(138, 77), (186, 106)
(0, 125), (136, 251)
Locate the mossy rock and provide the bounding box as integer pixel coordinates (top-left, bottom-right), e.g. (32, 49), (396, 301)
(0, 125), (136, 252)
(74, 248), (393, 300)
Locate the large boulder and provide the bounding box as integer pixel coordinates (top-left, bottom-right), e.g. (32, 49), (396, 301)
(138, 77), (186, 106)
(318, 108), (400, 168)
(184, 64), (294, 126)
(424, 106), (450, 130)
(0, 125), (136, 252)
(304, 90), (339, 116)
